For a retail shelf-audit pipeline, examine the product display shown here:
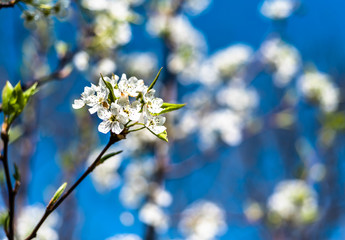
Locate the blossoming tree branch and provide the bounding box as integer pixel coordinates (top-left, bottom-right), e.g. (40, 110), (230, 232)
(0, 69), (184, 240)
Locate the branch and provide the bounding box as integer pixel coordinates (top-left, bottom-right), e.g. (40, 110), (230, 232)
(24, 133), (123, 240)
(0, 0), (19, 9)
(1, 124), (15, 240)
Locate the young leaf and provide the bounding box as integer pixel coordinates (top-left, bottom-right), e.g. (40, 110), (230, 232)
(157, 130), (168, 142)
(48, 182), (67, 207)
(158, 103), (186, 115)
(2, 81), (14, 115)
(23, 82), (38, 104)
(98, 151), (123, 165)
(148, 67), (163, 91)
(100, 73), (116, 103)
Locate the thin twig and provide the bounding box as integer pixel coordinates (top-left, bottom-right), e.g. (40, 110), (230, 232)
(24, 133), (123, 240)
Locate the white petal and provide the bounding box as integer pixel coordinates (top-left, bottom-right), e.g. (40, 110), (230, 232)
(112, 122), (124, 134)
(98, 121), (111, 134)
(88, 105), (98, 114)
(72, 99), (85, 109)
(149, 125), (166, 135)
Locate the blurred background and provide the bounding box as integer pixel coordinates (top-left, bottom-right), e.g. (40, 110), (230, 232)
(0, 0), (345, 239)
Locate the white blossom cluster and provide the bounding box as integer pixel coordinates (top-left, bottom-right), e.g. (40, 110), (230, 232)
(298, 70), (340, 112)
(21, 0), (70, 29)
(260, 0), (298, 20)
(179, 200), (227, 240)
(176, 82), (258, 149)
(267, 180), (318, 225)
(72, 74), (168, 136)
(17, 205), (59, 240)
(260, 37), (301, 87)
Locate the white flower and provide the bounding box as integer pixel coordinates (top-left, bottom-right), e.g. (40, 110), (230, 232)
(267, 180), (318, 225)
(117, 96), (142, 121)
(260, 0), (297, 20)
(298, 70), (340, 112)
(118, 74), (145, 97)
(179, 201), (227, 240)
(143, 109), (167, 135)
(98, 102), (129, 134)
(72, 84), (98, 109)
(144, 89), (164, 114)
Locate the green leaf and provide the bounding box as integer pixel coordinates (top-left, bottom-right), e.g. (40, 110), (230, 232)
(148, 67), (163, 91)
(158, 103), (186, 115)
(23, 82), (38, 104)
(13, 163), (20, 182)
(2, 81), (14, 115)
(1, 81), (38, 125)
(98, 151), (123, 165)
(0, 212), (8, 227)
(100, 73), (116, 103)
(157, 130), (168, 142)
(49, 182), (67, 207)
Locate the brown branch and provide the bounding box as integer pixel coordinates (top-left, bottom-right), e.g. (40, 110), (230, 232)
(24, 133), (123, 240)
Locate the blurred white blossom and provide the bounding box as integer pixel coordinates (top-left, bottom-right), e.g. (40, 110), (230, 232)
(200, 44), (253, 85)
(298, 70), (340, 112)
(260, 0), (298, 20)
(120, 52), (158, 79)
(120, 160), (155, 208)
(183, 0), (212, 15)
(73, 51), (89, 71)
(267, 180), (318, 225)
(139, 202), (169, 230)
(17, 205), (59, 240)
(179, 200), (226, 240)
(216, 84), (258, 114)
(200, 109), (244, 149)
(261, 38), (301, 87)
